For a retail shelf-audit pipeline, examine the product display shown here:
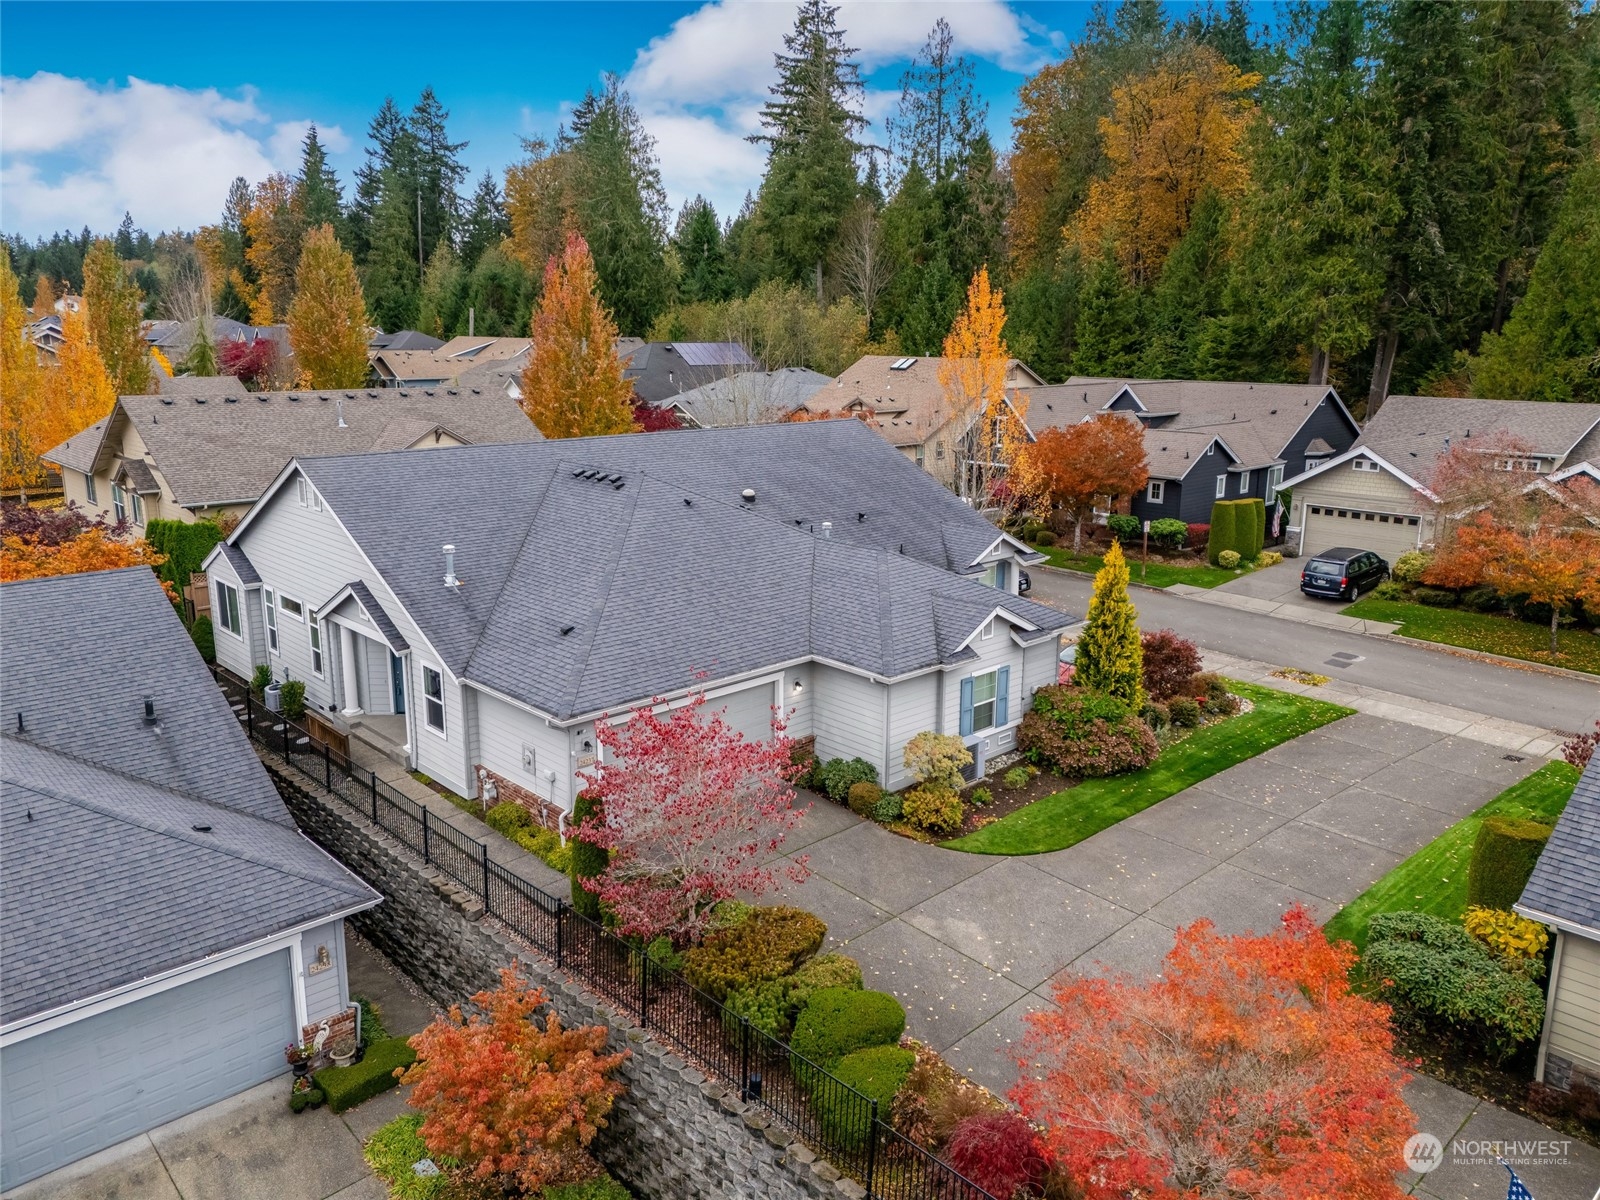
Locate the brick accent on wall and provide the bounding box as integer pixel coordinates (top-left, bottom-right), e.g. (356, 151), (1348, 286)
(476, 765), (564, 829)
(263, 753), (860, 1200)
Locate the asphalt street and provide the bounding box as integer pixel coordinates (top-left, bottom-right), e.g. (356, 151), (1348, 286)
(1026, 567), (1599, 735)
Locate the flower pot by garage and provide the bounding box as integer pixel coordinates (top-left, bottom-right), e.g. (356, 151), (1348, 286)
(331, 1049), (355, 1067)
(291, 1060), (310, 1078)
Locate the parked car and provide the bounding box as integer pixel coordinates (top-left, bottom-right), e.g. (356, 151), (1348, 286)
(1300, 547), (1389, 601)
(1018, 568), (1032, 595)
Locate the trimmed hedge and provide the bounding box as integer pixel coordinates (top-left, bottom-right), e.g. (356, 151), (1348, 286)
(145, 518), (224, 594)
(681, 906), (826, 1001)
(1206, 500), (1238, 565)
(725, 953), (863, 1040)
(569, 792), (606, 920)
(847, 781), (884, 816)
(1207, 499), (1263, 564)
(790, 987), (906, 1071)
(1241, 497), (1265, 560)
(314, 1036), (416, 1113)
(1466, 817), (1553, 910)
(812, 1045), (916, 1149)
(190, 615), (215, 663)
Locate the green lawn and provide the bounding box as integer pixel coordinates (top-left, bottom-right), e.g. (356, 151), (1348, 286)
(1322, 760), (1580, 952)
(945, 681), (1354, 855)
(1341, 598), (1600, 676)
(1031, 544), (1250, 589)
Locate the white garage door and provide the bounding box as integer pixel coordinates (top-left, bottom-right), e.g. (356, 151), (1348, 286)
(713, 682), (778, 743)
(1, 950), (295, 1189)
(1302, 503), (1422, 563)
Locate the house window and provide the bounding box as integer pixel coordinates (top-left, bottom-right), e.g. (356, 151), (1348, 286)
(1266, 464), (1285, 503)
(1146, 480), (1165, 503)
(981, 617), (995, 640)
(216, 581), (241, 636)
(1239, 470), (1252, 494)
(1215, 474), (1227, 499)
(298, 477), (324, 509)
(278, 595), (304, 620)
(935, 441), (946, 461)
(422, 666), (446, 733)
(309, 621), (324, 675)
(1352, 459), (1379, 472)
(970, 671), (998, 732)
(1494, 457), (1542, 473)
(83, 472), (97, 503)
(264, 588), (279, 653)
(979, 562), (1010, 590)
(1305, 458), (1325, 474)
(112, 483), (127, 523)
(915, 445), (926, 468)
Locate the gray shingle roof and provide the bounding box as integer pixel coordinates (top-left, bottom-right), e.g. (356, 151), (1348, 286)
(116, 457), (161, 494)
(291, 420), (1068, 717)
(1517, 757), (1600, 937)
(0, 569), (378, 1024)
(43, 416), (109, 474)
(662, 368), (832, 427)
(623, 342), (757, 404)
(114, 386), (542, 508)
(218, 541), (261, 584)
(1356, 395), (1600, 479)
(344, 580), (409, 650)
(157, 374), (249, 397)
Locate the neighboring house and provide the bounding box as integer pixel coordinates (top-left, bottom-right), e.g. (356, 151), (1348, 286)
(656, 367), (833, 428)
(1279, 394), (1600, 561)
(620, 342), (758, 405)
(368, 329), (445, 353)
(143, 317), (290, 367)
(1516, 754), (1600, 1095)
(0, 568), (380, 1190)
(1018, 377), (1360, 528)
(42, 384), (542, 530)
(813, 355), (1047, 488)
(22, 313), (65, 363)
(204, 420), (1065, 825)
(156, 373), (250, 398)
(369, 336), (532, 387)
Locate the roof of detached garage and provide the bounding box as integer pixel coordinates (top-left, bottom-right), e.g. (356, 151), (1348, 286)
(0, 569), (379, 1027)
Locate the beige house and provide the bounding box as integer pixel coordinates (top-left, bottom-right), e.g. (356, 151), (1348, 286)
(44, 383), (542, 530)
(809, 355), (1045, 488)
(1278, 394), (1600, 561)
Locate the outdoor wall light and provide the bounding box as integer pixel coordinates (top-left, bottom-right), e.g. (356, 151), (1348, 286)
(792, 680), (804, 693)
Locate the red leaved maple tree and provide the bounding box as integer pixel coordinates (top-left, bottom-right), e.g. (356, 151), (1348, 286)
(1013, 906), (1415, 1200)
(402, 966), (628, 1193)
(574, 690), (809, 944)
(1014, 414), (1150, 550)
(0, 503), (175, 600)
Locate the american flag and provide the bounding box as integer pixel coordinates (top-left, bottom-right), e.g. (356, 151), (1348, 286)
(1499, 1157), (1534, 1200)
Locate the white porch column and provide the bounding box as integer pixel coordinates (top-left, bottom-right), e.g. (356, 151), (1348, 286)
(338, 623), (362, 716)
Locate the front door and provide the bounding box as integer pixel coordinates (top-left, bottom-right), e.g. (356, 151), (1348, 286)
(390, 653), (405, 714)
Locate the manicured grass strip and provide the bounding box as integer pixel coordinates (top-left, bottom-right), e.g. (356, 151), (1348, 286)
(1032, 545), (1251, 589)
(1341, 598), (1600, 676)
(1322, 760), (1579, 953)
(945, 681), (1354, 856)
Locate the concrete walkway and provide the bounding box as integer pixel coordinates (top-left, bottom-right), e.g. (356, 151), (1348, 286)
(1168, 559), (1403, 635)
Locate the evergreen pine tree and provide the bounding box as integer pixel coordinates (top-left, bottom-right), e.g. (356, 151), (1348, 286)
(1073, 247), (1143, 375)
(888, 18), (986, 186)
(363, 181), (422, 332)
(465, 247), (533, 337)
(1075, 540), (1145, 709)
(178, 314), (218, 377)
(418, 243), (468, 338)
(409, 87), (468, 264)
(114, 213), (138, 260)
(1140, 190), (1232, 377)
(672, 196), (732, 304)
(346, 98), (412, 266)
(296, 124), (345, 233)
(897, 255), (961, 356)
(459, 170), (509, 271)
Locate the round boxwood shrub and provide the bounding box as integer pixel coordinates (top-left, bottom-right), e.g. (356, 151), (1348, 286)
(1413, 586), (1457, 607)
(1107, 513), (1142, 543)
(1148, 517), (1188, 551)
(811, 1044), (916, 1149)
(1018, 685), (1159, 778)
(816, 757), (879, 803)
(871, 792), (904, 823)
(1392, 549), (1432, 583)
(1466, 817), (1553, 911)
(791, 987), (906, 1072)
(1217, 549), (1241, 569)
(847, 781), (884, 816)
(902, 786), (965, 836)
(1033, 530), (1056, 547)
(681, 906), (826, 1001)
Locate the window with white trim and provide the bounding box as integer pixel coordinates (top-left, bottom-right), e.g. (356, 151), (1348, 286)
(981, 617), (995, 640)
(297, 477), (324, 509)
(1266, 464), (1285, 503)
(278, 594), (304, 620)
(1146, 480), (1165, 503)
(130, 491), (144, 525)
(84, 472), (97, 503)
(112, 483), (127, 523)
(1215, 474), (1227, 499)
(216, 581), (241, 636)
(1352, 458), (1379, 472)
(1239, 470), (1252, 494)
(970, 670), (998, 732)
(264, 588), (279, 653)
(309, 620), (324, 676)
(422, 666), (446, 733)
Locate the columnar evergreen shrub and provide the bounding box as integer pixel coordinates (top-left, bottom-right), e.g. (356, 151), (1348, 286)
(1206, 501), (1238, 565)
(1075, 540), (1144, 707)
(189, 615), (215, 663)
(145, 517), (224, 594)
(568, 792), (607, 920)
(280, 678), (306, 719)
(1466, 817), (1553, 911)
(1240, 498), (1265, 560)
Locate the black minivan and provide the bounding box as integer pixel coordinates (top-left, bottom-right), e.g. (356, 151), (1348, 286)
(1300, 547), (1390, 601)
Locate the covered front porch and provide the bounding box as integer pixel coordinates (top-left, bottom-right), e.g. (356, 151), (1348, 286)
(323, 582), (411, 769)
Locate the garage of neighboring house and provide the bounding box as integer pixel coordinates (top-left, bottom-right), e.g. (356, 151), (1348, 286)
(1300, 502), (1422, 562)
(709, 679), (780, 743)
(1, 952), (297, 1187)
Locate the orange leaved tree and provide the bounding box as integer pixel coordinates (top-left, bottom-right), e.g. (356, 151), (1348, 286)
(1013, 907), (1414, 1200)
(1, 503), (172, 599)
(402, 965), (628, 1193)
(939, 266), (1021, 504)
(521, 231), (637, 439)
(1014, 414), (1149, 550)
(287, 224), (369, 388)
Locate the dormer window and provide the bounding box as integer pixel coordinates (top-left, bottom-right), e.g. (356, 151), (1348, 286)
(1352, 459), (1380, 472)
(982, 617), (995, 640)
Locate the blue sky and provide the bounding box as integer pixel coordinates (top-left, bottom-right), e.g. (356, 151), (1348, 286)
(0, 1), (1109, 239)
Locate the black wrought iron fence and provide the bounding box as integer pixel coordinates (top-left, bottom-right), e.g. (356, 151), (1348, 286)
(217, 668), (998, 1200)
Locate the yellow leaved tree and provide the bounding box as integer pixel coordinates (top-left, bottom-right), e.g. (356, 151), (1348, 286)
(1071, 46), (1259, 284)
(287, 225), (370, 388)
(82, 237), (152, 396)
(939, 266), (1024, 506)
(520, 231), (636, 439)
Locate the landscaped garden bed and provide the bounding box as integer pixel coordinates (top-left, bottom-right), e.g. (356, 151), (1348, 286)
(1022, 502), (1287, 589)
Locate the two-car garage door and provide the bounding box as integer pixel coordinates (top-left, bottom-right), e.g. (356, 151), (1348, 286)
(1301, 503), (1422, 563)
(1, 950), (296, 1189)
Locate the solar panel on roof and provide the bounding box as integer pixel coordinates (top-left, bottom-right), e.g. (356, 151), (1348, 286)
(671, 342), (756, 368)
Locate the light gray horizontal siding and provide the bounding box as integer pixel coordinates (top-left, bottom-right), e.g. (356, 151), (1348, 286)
(475, 691), (573, 813)
(811, 666), (886, 776)
(886, 674), (938, 790)
(1550, 933), (1600, 1073)
(299, 920), (347, 1025)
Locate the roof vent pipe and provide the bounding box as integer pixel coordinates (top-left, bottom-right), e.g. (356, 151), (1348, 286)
(442, 544), (459, 588)
(741, 488), (756, 502)
(143, 697), (159, 730)
(821, 521), (832, 539)
(336, 398), (348, 429)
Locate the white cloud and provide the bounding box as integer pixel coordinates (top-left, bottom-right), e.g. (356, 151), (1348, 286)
(0, 73), (344, 236)
(623, 0), (1047, 222)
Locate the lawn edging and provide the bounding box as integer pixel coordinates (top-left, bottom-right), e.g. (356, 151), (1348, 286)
(1322, 760), (1580, 953)
(943, 680), (1355, 856)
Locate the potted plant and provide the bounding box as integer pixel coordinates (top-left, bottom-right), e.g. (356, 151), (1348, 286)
(328, 1035), (357, 1068)
(284, 1041), (316, 1077)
